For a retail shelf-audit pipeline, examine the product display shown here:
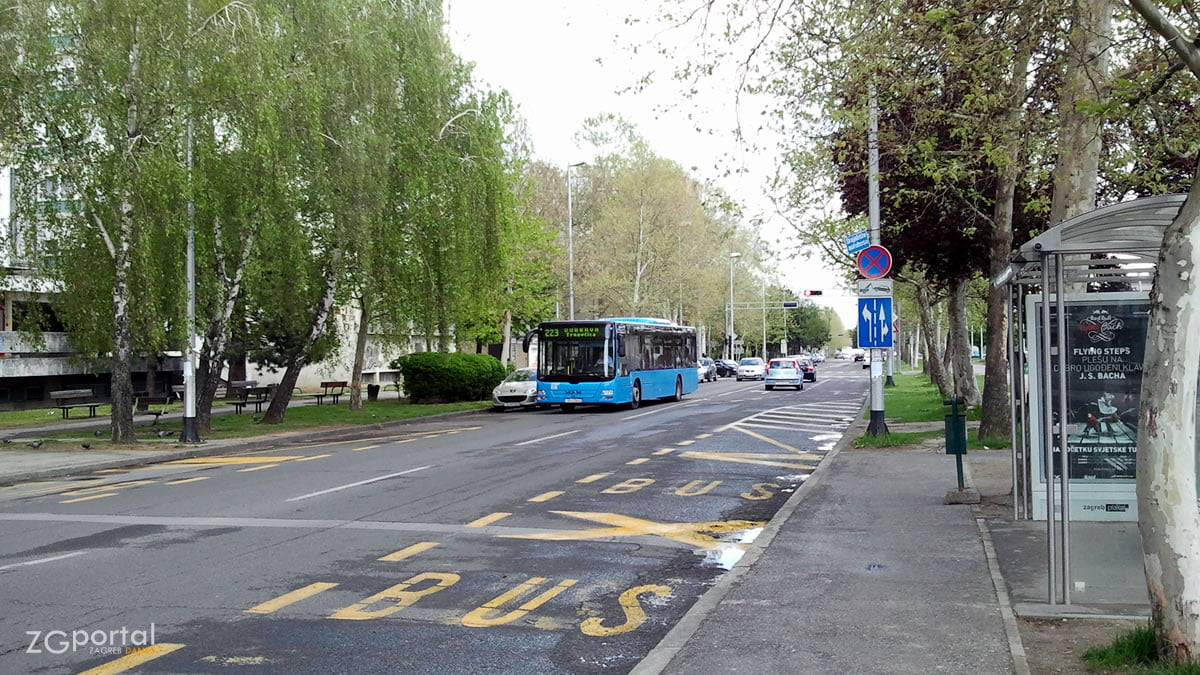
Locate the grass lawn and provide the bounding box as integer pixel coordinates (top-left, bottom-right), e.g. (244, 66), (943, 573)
(856, 372), (1009, 449)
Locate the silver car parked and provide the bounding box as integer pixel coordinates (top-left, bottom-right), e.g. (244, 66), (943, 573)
(491, 368), (540, 411)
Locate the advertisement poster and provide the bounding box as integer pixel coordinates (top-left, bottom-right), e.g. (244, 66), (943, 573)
(1043, 298), (1149, 483)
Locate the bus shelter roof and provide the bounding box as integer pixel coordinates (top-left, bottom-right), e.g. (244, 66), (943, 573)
(996, 193), (1187, 287)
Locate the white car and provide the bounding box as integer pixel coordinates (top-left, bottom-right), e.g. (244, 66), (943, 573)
(491, 368), (539, 410)
(736, 357), (765, 381)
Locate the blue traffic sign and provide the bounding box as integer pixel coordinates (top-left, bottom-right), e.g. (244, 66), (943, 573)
(845, 230), (870, 255)
(857, 297), (894, 348)
(857, 245), (893, 279)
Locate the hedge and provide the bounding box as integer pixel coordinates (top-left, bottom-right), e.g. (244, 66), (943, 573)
(391, 352), (506, 404)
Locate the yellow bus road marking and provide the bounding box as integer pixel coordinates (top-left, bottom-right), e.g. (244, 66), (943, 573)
(60, 493), (120, 504)
(394, 438), (417, 444)
(675, 440), (695, 446)
(63, 480), (156, 496)
(581, 584), (672, 636)
(506, 511), (765, 549)
(378, 541), (440, 562)
(353, 444), (381, 452)
(94, 469), (132, 474)
(466, 512), (511, 528)
(695, 433), (713, 439)
(679, 451), (817, 470)
(625, 458), (649, 465)
(166, 477), (209, 485)
(236, 464), (278, 473)
(728, 425), (810, 455)
(294, 454), (331, 462)
(652, 449), (674, 456)
(461, 577), (578, 627)
(576, 473), (611, 484)
(79, 642), (186, 674)
(330, 572), (459, 620)
(168, 456), (303, 465)
(245, 582), (338, 615)
(528, 491), (564, 503)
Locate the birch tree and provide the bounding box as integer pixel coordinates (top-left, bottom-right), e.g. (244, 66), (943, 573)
(5, 1), (191, 443)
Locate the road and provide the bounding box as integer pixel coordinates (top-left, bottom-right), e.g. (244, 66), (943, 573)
(0, 360), (867, 674)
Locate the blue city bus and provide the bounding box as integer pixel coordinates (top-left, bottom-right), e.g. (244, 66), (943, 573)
(523, 317), (699, 411)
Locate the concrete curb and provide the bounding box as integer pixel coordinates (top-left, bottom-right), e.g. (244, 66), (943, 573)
(629, 395), (870, 675)
(0, 407), (484, 488)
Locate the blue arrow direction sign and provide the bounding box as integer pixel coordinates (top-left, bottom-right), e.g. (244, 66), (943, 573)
(845, 231), (870, 255)
(857, 297), (894, 349)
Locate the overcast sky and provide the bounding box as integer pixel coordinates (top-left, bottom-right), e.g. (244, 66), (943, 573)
(445, 0), (857, 329)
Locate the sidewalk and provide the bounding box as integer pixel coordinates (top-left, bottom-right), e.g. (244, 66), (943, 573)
(638, 446), (1019, 674)
(635, 433), (1150, 674)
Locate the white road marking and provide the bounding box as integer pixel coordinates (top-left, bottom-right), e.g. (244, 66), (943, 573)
(0, 551), (87, 571)
(515, 430), (579, 446)
(285, 466), (431, 502)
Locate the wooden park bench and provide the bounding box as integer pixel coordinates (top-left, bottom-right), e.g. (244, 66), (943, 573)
(50, 389), (100, 419)
(229, 380), (269, 415)
(314, 381), (348, 406)
(134, 391), (172, 425)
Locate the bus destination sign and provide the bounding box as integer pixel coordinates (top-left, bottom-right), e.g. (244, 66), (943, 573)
(542, 324), (604, 340)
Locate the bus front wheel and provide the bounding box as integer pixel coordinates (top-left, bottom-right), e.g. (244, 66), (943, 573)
(671, 376), (683, 402)
(628, 382), (642, 410)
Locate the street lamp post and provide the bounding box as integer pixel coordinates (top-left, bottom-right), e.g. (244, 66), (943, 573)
(566, 161), (587, 320)
(728, 252), (741, 360)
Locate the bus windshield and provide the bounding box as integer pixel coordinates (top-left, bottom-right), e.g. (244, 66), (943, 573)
(539, 323), (615, 380)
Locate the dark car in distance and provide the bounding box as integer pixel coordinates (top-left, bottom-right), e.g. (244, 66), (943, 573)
(714, 359), (738, 378)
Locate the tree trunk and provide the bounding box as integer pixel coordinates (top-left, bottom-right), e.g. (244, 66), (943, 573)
(349, 294), (370, 411)
(941, 328), (953, 376)
(916, 283), (953, 397)
(110, 209), (135, 444)
(1049, 0), (1112, 225)
(500, 304), (512, 366)
(196, 349), (222, 436)
(979, 28), (1031, 441)
(261, 250), (341, 424)
(948, 277), (981, 406)
(1136, 167), (1200, 665)
(196, 217), (255, 435)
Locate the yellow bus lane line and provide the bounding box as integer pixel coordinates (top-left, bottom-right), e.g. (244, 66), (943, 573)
(466, 512), (511, 528)
(378, 541), (440, 562)
(527, 491), (564, 503)
(79, 642), (186, 674)
(60, 493), (120, 504)
(165, 477), (209, 486)
(236, 464), (278, 473)
(245, 582), (339, 615)
(576, 473), (611, 484)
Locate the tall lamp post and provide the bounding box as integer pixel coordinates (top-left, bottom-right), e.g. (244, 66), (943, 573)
(727, 252), (741, 359)
(566, 161), (587, 320)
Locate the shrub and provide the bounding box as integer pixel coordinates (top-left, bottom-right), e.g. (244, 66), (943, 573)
(391, 352), (506, 404)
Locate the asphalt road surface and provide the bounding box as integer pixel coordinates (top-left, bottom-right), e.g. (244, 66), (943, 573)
(0, 360), (869, 674)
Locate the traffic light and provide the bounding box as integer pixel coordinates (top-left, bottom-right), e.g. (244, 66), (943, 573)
(803, 289), (823, 296)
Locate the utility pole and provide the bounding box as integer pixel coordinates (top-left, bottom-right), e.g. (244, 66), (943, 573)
(179, 0), (200, 444)
(867, 84), (889, 436)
